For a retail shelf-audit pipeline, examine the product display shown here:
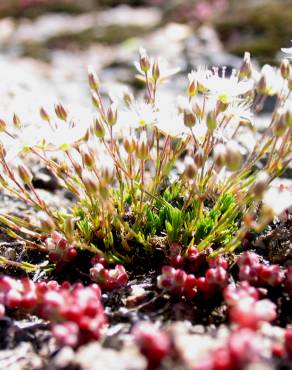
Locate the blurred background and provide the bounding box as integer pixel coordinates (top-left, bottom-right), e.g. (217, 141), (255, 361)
(0, 0), (291, 123)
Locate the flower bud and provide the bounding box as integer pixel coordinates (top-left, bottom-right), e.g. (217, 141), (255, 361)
(82, 172), (99, 195)
(123, 134), (136, 154)
(274, 112), (286, 136)
(187, 80), (198, 97)
(136, 131), (149, 160)
(184, 155), (197, 179)
(183, 108), (196, 128)
(40, 107), (51, 122)
(253, 171), (269, 198)
(257, 75), (267, 94)
(102, 165), (115, 184)
(239, 52), (252, 80)
(39, 212), (55, 233)
(284, 109), (292, 128)
(18, 164), (33, 184)
(107, 104), (117, 126)
(225, 141), (242, 171)
(88, 65), (100, 91)
(206, 110), (216, 130)
(213, 143), (227, 168)
(93, 117), (105, 138)
(81, 147), (95, 169)
(0, 119), (7, 132)
(13, 114), (21, 129)
(139, 48), (150, 73)
(152, 60), (160, 81)
(288, 77), (292, 91)
(280, 58), (290, 80)
(194, 148), (204, 168)
(55, 104), (67, 121)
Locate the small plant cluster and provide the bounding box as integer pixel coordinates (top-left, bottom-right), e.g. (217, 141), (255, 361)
(0, 275), (106, 347)
(157, 246), (291, 300)
(90, 254), (128, 290)
(0, 49), (291, 271)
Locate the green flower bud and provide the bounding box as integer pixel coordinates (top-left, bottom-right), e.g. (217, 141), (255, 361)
(88, 65), (100, 91)
(107, 104), (117, 126)
(206, 110), (216, 131)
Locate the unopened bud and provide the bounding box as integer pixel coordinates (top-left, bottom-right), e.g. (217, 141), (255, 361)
(18, 164), (33, 184)
(280, 58), (290, 80)
(0, 119), (7, 132)
(253, 171), (270, 198)
(55, 104), (67, 121)
(194, 148), (204, 168)
(107, 104), (117, 126)
(288, 77), (292, 91)
(136, 131), (149, 160)
(124, 134), (136, 154)
(139, 48), (150, 73)
(225, 140), (242, 171)
(13, 114), (21, 129)
(213, 143), (227, 168)
(284, 109), (292, 128)
(257, 75), (267, 94)
(183, 108), (196, 128)
(206, 110), (216, 130)
(81, 147), (95, 169)
(187, 79), (198, 97)
(152, 60), (160, 81)
(239, 52), (252, 80)
(88, 65), (100, 91)
(93, 117), (105, 138)
(274, 112), (286, 136)
(102, 165), (115, 184)
(39, 212), (55, 233)
(40, 107), (51, 122)
(82, 173), (99, 195)
(184, 155), (197, 179)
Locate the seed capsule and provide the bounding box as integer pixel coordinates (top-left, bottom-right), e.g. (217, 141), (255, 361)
(93, 117), (105, 138)
(13, 114), (21, 129)
(184, 155), (197, 179)
(136, 132), (149, 160)
(152, 60), (160, 81)
(40, 107), (51, 122)
(107, 104), (117, 126)
(206, 110), (216, 131)
(0, 119), (7, 132)
(253, 171), (269, 198)
(139, 48), (150, 73)
(183, 108), (196, 128)
(194, 148), (204, 168)
(225, 141), (242, 171)
(239, 52), (252, 80)
(213, 143), (227, 168)
(18, 164), (33, 184)
(55, 104), (67, 121)
(280, 58), (290, 80)
(88, 65), (100, 91)
(82, 172), (99, 195)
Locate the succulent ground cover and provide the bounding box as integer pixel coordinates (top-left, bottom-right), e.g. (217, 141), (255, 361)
(0, 48), (291, 369)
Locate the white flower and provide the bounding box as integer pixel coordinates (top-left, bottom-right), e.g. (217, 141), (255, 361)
(255, 65), (287, 96)
(281, 43), (292, 58)
(116, 101), (156, 132)
(189, 66), (254, 102)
